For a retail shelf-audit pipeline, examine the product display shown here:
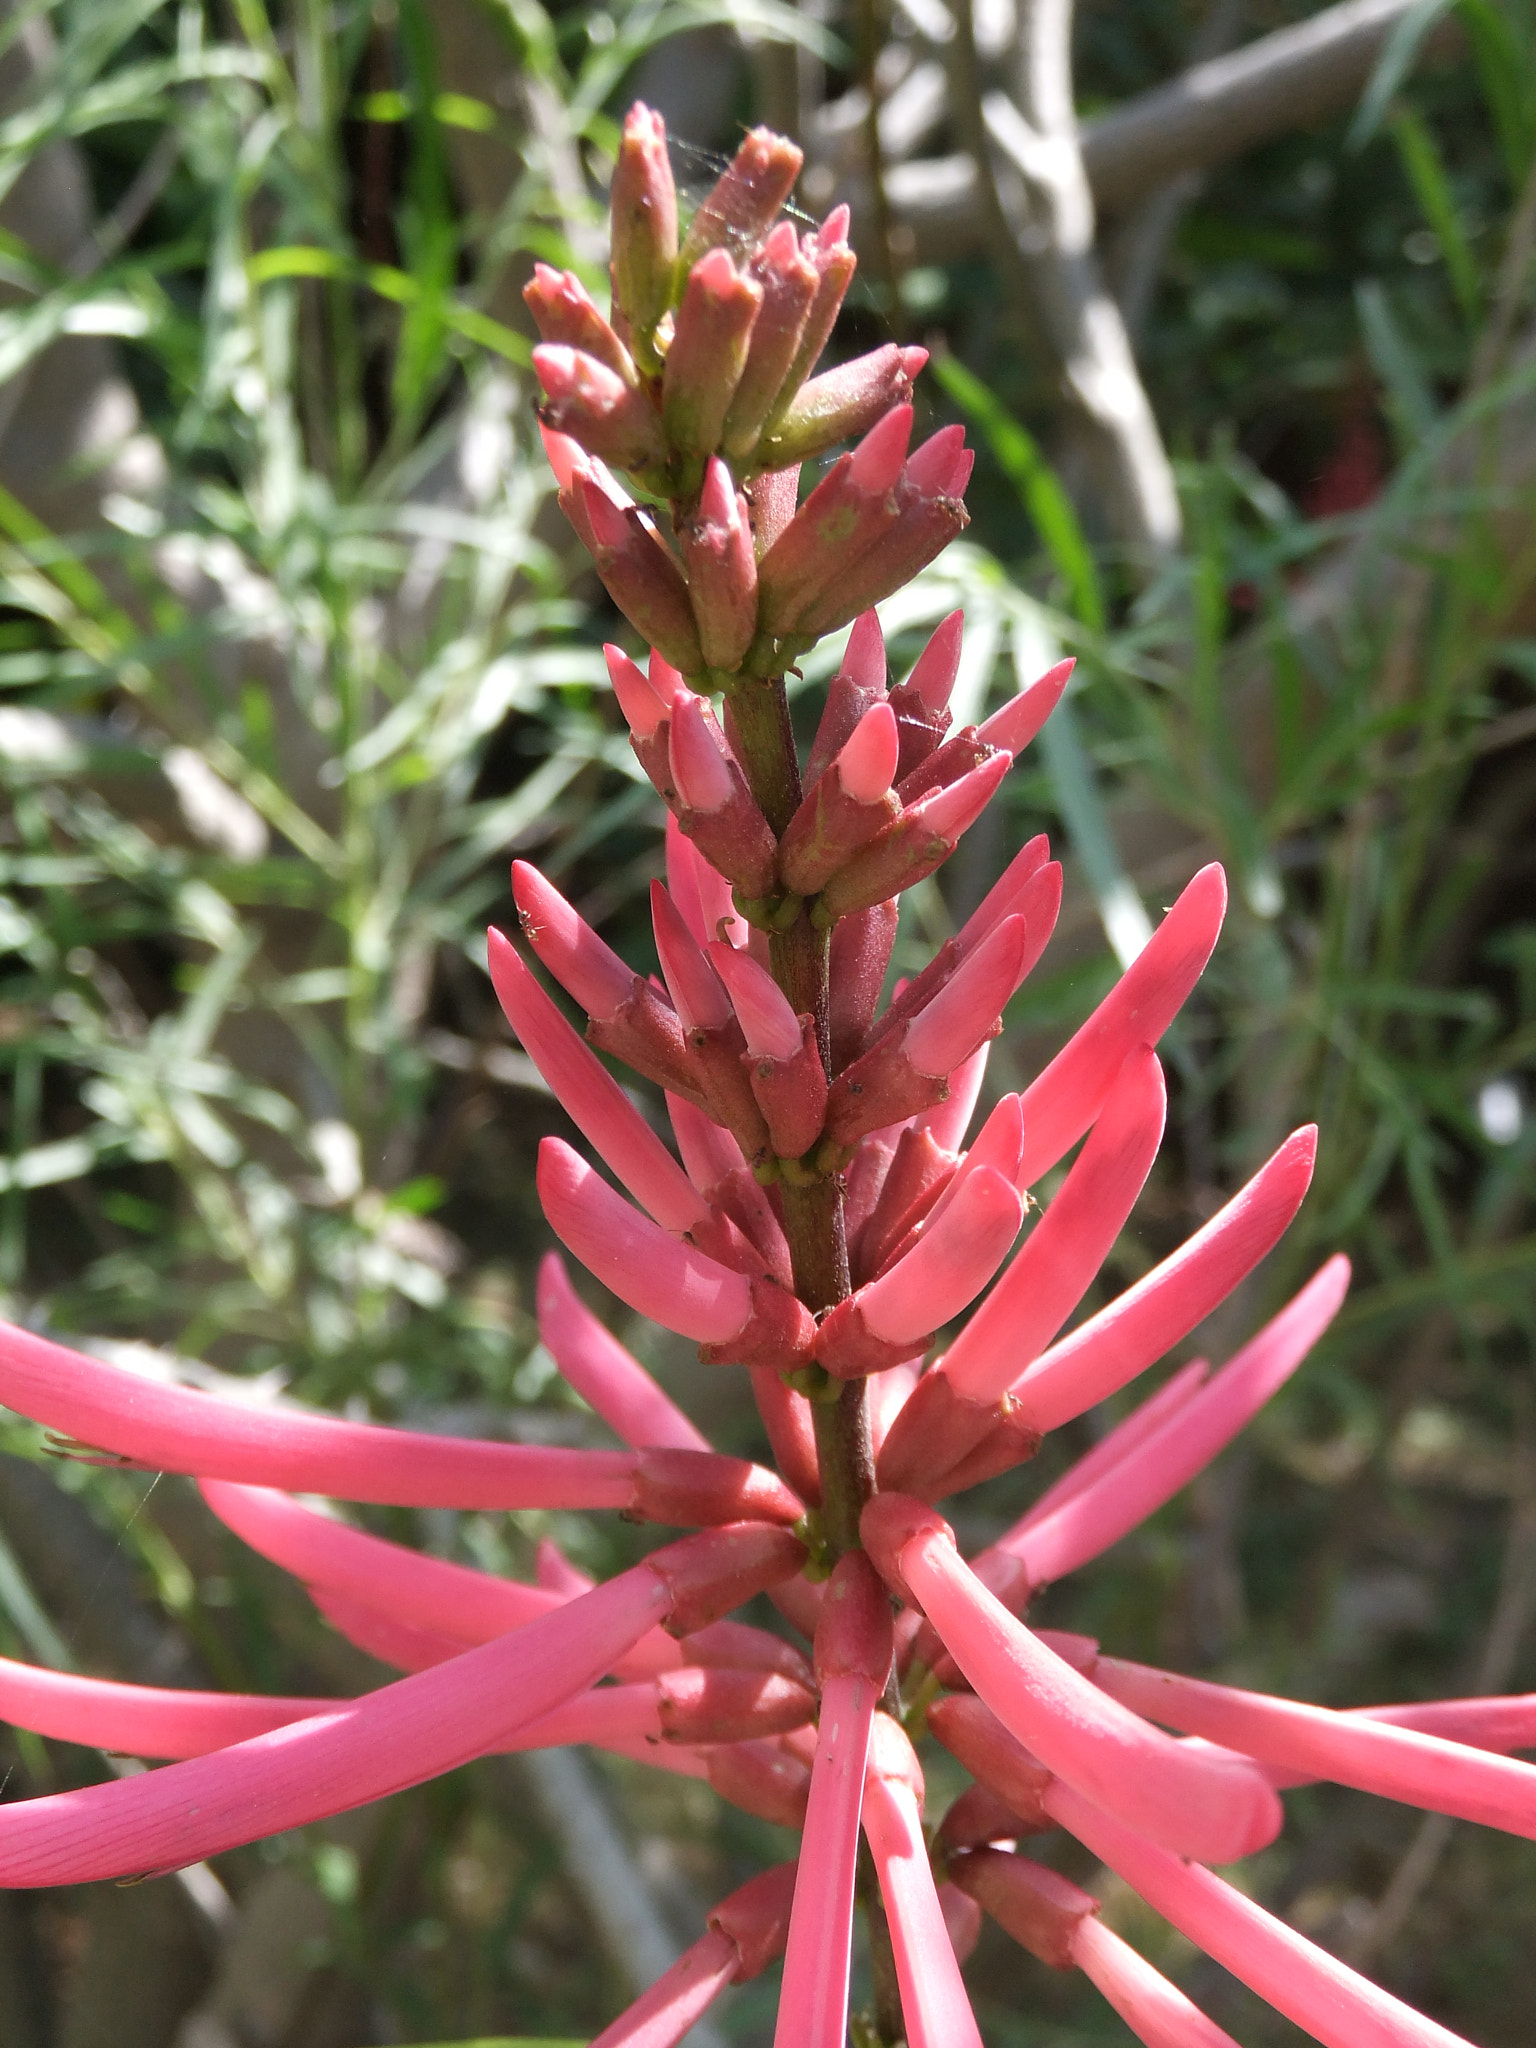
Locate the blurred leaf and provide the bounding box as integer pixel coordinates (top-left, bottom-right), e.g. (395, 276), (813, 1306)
(1347, 0), (1456, 150)
(1390, 105), (1482, 323)
(932, 353), (1106, 632)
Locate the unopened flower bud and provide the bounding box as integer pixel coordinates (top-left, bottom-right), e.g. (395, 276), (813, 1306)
(805, 610), (888, 785)
(679, 457), (760, 672)
(770, 208), (858, 425)
(523, 265), (638, 384)
(816, 752), (1009, 923)
(816, 1166), (1023, 1377)
(948, 1847), (1097, 1971)
(778, 702), (901, 897)
(720, 223), (820, 459)
(609, 103), (680, 365)
(533, 345), (663, 473)
(756, 343), (929, 470)
(668, 694), (779, 897)
(582, 483), (705, 675)
(663, 248), (763, 459)
(827, 898), (899, 1071)
(821, 917), (1028, 1150)
(677, 127), (805, 272)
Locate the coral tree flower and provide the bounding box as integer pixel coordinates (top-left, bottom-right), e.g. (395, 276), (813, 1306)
(0, 103), (1506, 2048)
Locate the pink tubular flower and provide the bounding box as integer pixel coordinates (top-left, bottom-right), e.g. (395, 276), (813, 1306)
(0, 98), (1494, 2048)
(775, 1554), (892, 2048)
(862, 1716), (986, 2048)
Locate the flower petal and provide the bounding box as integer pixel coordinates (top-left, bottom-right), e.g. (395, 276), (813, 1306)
(0, 1322), (639, 1508)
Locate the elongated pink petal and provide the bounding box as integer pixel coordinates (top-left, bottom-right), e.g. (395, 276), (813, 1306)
(862, 1764), (985, 2048)
(1070, 1913), (1243, 2048)
(977, 658), (1072, 758)
(1005, 1258), (1349, 1587)
(593, 1931), (738, 2047)
(924, 1096), (1025, 1230)
(1004, 1358), (1211, 1541)
(1095, 1652), (1536, 1842)
(958, 834), (1050, 949)
(0, 1658), (333, 1760)
(0, 1565), (672, 1885)
(709, 942), (802, 1060)
(1017, 865), (1227, 1186)
(512, 860), (638, 1019)
(311, 1585), (474, 1671)
(666, 1091), (744, 1190)
(202, 1480), (560, 1639)
(537, 1253), (711, 1453)
(859, 1167), (1023, 1345)
(905, 918), (1027, 1079)
(941, 1046), (1166, 1402)
(913, 1043), (990, 1154)
(1357, 1696), (1536, 1749)
(775, 1556), (892, 2048)
(488, 929), (705, 1232)
(1049, 1781), (1479, 2048)
(667, 815), (740, 947)
(652, 882), (733, 1031)
(0, 1322), (637, 1509)
(841, 607), (887, 688)
(538, 1138), (753, 1341)
(1010, 1126), (1318, 1431)
(862, 1502), (1280, 1864)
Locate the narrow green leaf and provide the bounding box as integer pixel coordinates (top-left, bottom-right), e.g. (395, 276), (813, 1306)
(1457, 0), (1536, 185)
(1355, 279), (1437, 448)
(1347, 0), (1455, 150)
(1391, 106), (1481, 322)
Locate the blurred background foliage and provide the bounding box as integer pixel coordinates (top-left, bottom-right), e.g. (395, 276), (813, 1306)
(0, 0), (1529, 2040)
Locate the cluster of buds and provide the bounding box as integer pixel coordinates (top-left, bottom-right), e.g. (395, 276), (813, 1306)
(0, 103), (1511, 2048)
(529, 108), (964, 683)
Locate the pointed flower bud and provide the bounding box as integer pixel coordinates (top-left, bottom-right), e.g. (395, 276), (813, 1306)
(977, 657), (1074, 758)
(536, 1252), (711, 1454)
(678, 126), (804, 272)
(582, 484), (705, 675)
(823, 918), (1028, 1151)
(817, 1166), (1023, 1378)
(511, 861), (697, 1097)
(758, 412), (970, 653)
(816, 752), (1009, 922)
(757, 343), (929, 470)
(533, 345), (663, 473)
(828, 898), (899, 1071)
(487, 928), (707, 1234)
(609, 102), (680, 360)
(668, 695), (779, 896)
(722, 223), (820, 458)
(805, 610), (888, 784)
(905, 609), (965, 713)
(678, 457), (760, 672)
(523, 265), (638, 384)
(779, 702), (902, 897)
(663, 248), (763, 459)
(1017, 863), (1226, 1187)
(769, 210), (857, 420)
(710, 941), (801, 1060)
(652, 882), (733, 1032)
